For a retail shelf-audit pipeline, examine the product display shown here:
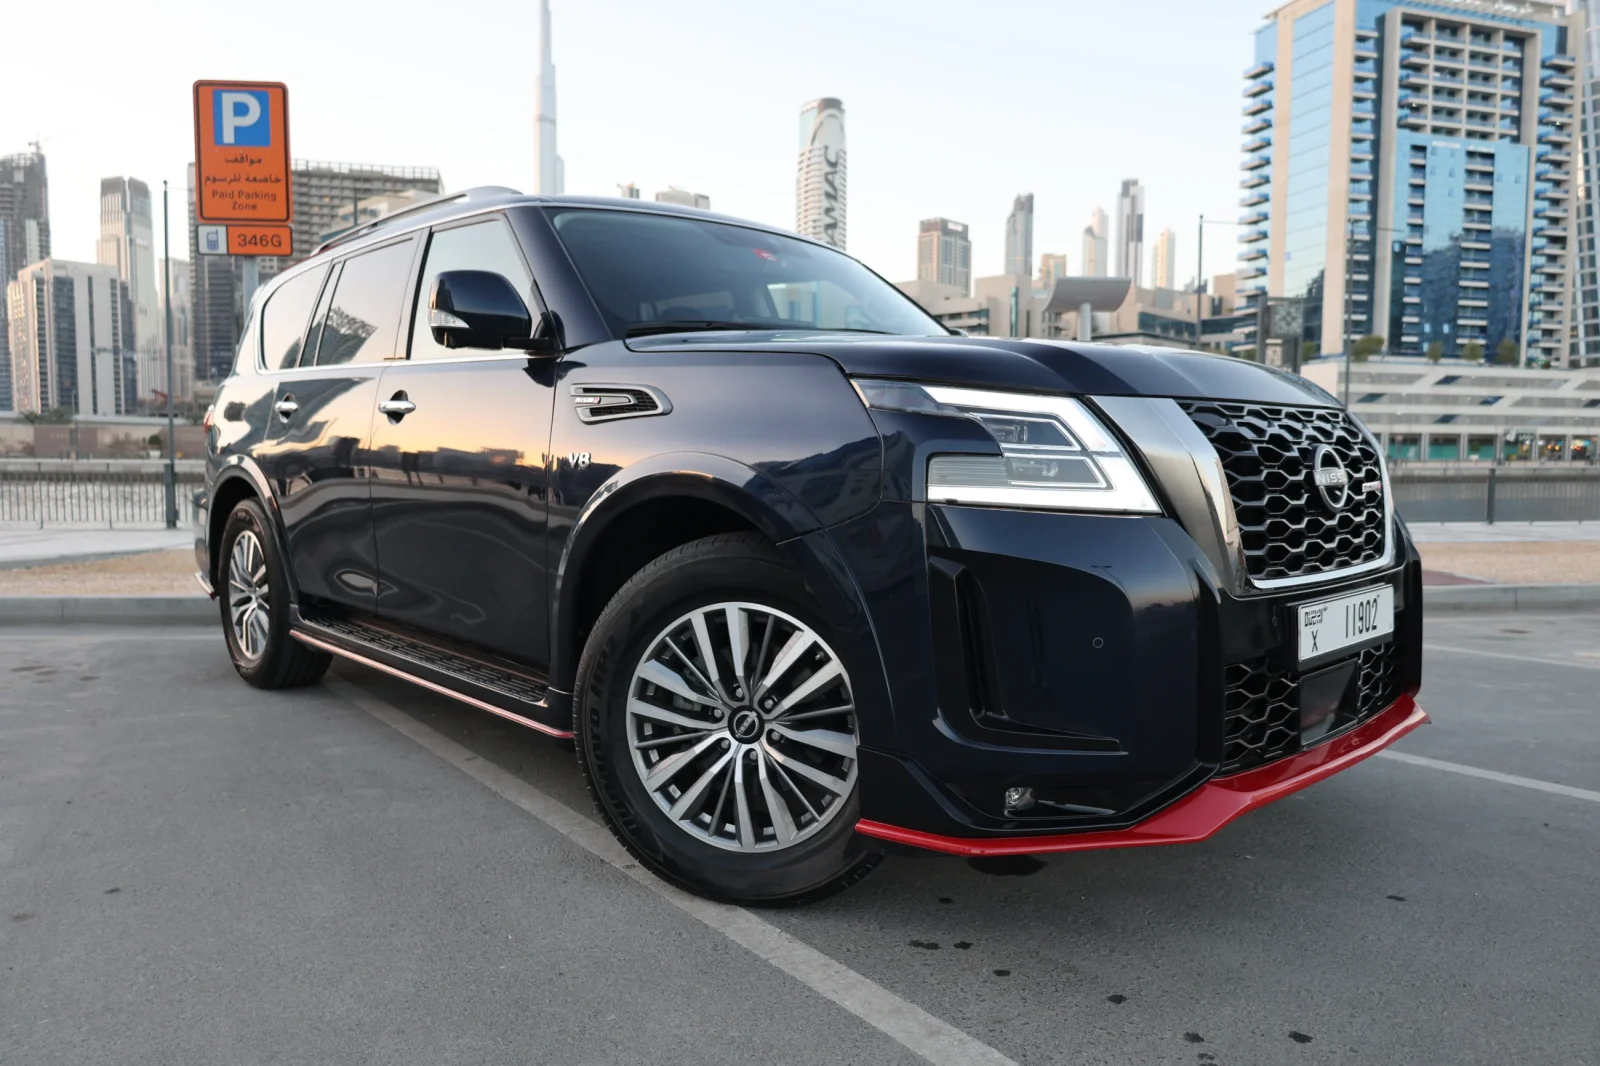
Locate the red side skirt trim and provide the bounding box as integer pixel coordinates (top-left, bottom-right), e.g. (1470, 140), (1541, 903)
(855, 694), (1427, 857)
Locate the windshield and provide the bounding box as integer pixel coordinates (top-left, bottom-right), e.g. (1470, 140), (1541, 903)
(548, 208), (945, 339)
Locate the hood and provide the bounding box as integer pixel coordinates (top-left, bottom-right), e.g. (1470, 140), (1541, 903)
(626, 333), (1341, 408)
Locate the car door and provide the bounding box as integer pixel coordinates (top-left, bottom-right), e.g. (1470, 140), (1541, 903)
(259, 234), (420, 608)
(366, 213), (557, 664)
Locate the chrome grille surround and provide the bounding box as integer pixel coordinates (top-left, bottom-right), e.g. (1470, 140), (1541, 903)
(1175, 401), (1392, 588)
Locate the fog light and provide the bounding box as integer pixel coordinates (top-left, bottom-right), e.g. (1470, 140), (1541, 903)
(1004, 787), (1036, 813)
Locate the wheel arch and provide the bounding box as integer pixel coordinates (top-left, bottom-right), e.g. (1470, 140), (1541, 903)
(207, 458), (291, 594)
(552, 453), (832, 695)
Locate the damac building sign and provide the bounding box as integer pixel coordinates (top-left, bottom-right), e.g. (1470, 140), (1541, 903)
(796, 97), (848, 251)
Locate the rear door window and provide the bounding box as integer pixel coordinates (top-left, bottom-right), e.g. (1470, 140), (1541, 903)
(312, 238), (418, 365)
(259, 265), (329, 370)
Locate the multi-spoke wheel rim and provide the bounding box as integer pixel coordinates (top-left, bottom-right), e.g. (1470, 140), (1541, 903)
(626, 602), (858, 853)
(227, 531), (271, 662)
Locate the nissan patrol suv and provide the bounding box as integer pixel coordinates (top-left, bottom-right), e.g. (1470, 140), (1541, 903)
(196, 189), (1426, 903)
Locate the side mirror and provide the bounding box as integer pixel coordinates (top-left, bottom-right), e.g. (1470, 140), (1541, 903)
(430, 270), (558, 354)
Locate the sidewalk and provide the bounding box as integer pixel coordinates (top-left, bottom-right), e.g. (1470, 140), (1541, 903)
(1407, 522), (1600, 543)
(0, 528), (192, 569)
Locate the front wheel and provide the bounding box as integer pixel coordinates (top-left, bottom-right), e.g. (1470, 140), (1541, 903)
(574, 533), (881, 904)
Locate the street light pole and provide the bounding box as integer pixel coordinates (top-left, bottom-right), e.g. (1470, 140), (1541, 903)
(1196, 214), (1205, 351)
(162, 181), (178, 529)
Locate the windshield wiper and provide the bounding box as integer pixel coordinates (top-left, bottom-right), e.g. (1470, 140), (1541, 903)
(625, 320), (891, 338)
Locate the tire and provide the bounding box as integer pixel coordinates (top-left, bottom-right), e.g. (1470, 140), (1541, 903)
(575, 532), (882, 905)
(217, 498), (331, 690)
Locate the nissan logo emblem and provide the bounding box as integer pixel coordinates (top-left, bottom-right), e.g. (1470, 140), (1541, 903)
(1311, 445), (1351, 511)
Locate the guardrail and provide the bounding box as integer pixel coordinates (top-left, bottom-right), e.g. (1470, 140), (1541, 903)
(2, 460), (1595, 528)
(1391, 465), (1600, 523)
(0, 460), (207, 529)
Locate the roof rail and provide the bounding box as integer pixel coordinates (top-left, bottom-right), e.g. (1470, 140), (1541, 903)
(313, 185), (523, 255)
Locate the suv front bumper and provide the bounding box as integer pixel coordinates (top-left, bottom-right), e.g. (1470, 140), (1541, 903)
(821, 500), (1425, 854)
(858, 693), (1426, 856)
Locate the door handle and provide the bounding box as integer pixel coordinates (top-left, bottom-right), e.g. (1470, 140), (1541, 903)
(378, 394), (416, 418)
(274, 397), (299, 420)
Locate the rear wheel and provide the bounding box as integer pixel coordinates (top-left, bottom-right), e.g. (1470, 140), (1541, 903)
(218, 498), (330, 689)
(575, 533), (881, 904)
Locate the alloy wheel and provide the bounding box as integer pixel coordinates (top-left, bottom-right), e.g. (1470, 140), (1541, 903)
(227, 530), (271, 661)
(626, 602), (858, 853)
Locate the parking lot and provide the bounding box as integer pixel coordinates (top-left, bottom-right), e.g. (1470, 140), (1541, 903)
(3, 612), (1596, 1066)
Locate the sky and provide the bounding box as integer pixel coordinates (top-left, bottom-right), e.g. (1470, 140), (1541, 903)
(5, 0), (1271, 288)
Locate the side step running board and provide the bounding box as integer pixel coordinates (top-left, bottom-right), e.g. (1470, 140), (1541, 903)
(292, 614), (572, 740)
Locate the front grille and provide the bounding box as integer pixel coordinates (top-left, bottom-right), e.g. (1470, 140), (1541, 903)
(1220, 642), (1404, 774)
(1179, 401), (1387, 583)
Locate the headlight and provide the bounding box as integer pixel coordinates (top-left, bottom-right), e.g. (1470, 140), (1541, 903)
(852, 380), (1161, 514)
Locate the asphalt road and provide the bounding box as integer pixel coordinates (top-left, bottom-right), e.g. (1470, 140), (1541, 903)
(2, 613), (1596, 1066)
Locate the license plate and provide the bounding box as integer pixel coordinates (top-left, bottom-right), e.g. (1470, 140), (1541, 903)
(1297, 585), (1394, 663)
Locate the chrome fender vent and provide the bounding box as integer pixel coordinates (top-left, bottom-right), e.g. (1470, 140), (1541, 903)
(569, 383), (672, 423)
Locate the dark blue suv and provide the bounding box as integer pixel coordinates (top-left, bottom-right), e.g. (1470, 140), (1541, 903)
(197, 189), (1426, 903)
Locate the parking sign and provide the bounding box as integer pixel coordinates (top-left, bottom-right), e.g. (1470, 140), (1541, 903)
(193, 81), (292, 224)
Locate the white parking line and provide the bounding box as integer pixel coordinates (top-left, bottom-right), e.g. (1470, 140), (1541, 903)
(327, 679), (1018, 1066)
(1424, 643), (1600, 671)
(1376, 750), (1600, 804)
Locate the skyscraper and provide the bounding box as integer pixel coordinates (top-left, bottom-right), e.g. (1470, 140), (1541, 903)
(1005, 193), (1035, 278)
(6, 259), (136, 417)
(535, 0), (565, 195)
(1116, 179), (1145, 284)
(1573, 0), (1600, 366)
(655, 187), (711, 209)
(1242, 0), (1583, 365)
(796, 98), (847, 249)
(1082, 208), (1108, 277)
(1038, 252), (1070, 289)
(0, 148), (50, 411)
(98, 177), (160, 406)
(159, 256), (193, 402)
(917, 218), (971, 295)
(289, 161), (444, 262)
(1153, 227), (1178, 290)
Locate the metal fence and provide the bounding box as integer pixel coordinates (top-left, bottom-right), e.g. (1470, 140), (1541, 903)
(1391, 465), (1600, 523)
(0, 460), (207, 529)
(2, 459), (1595, 529)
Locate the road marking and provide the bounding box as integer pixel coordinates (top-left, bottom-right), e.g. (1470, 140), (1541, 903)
(1424, 642), (1600, 672)
(327, 678), (1018, 1066)
(1377, 750), (1600, 804)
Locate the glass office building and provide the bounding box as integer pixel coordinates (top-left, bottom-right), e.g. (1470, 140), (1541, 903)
(1241, 0), (1583, 366)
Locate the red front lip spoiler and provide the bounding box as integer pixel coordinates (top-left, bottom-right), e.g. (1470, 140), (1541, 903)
(856, 693), (1428, 857)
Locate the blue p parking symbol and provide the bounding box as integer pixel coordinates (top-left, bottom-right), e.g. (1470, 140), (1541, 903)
(214, 90), (271, 146)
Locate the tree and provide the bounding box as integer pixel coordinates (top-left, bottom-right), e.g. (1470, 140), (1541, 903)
(1426, 340), (1444, 363)
(1351, 334), (1384, 363)
(1461, 340), (1483, 364)
(1496, 338), (1520, 366)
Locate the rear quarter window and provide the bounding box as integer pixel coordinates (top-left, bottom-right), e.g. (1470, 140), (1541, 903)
(259, 265), (330, 370)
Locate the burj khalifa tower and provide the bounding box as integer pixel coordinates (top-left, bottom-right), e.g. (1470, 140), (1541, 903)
(535, 0), (565, 194)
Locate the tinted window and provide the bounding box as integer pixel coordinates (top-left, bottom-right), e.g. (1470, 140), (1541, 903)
(312, 239), (416, 365)
(548, 209), (942, 338)
(409, 217), (535, 359)
(260, 265), (328, 369)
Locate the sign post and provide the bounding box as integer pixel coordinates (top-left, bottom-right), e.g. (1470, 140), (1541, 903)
(193, 80), (293, 309)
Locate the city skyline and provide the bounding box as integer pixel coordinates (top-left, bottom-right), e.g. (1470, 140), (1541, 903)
(0, 0), (1264, 290)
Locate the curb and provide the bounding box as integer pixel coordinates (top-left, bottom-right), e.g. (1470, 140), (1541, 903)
(1, 585), (1596, 625)
(1424, 583), (1600, 612)
(0, 595), (215, 625)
